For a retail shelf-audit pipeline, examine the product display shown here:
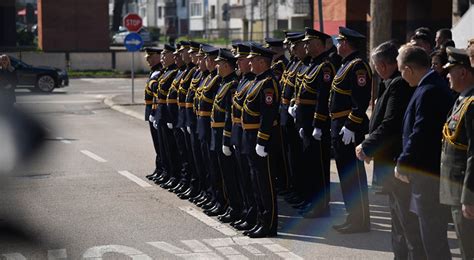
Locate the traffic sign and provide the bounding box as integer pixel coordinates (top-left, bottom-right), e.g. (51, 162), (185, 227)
(124, 33), (143, 52)
(123, 13), (143, 32)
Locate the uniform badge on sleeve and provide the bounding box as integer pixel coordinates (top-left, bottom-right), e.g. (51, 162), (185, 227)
(323, 71), (331, 82)
(356, 70), (367, 87)
(264, 89), (274, 105)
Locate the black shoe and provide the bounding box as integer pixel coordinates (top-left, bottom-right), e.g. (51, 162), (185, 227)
(189, 192), (205, 203)
(243, 224), (261, 236)
(154, 175), (169, 184)
(168, 182), (184, 192)
(332, 221), (350, 231)
(205, 205), (225, 216)
(246, 225), (277, 238)
(291, 201), (309, 209)
(336, 223), (370, 234)
(231, 218), (245, 227)
(160, 178), (176, 188)
(175, 183), (190, 194)
(196, 197), (212, 207)
(218, 213), (239, 223)
(146, 171), (159, 180)
(234, 221), (253, 231)
(201, 200), (216, 210)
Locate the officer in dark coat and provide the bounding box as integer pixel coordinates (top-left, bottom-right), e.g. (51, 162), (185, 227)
(241, 44), (280, 238)
(440, 47), (474, 260)
(294, 28), (334, 218)
(356, 42), (420, 259)
(229, 43), (258, 231)
(395, 45), (453, 259)
(143, 48), (164, 181)
(153, 44), (179, 187)
(330, 27), (372, 234)
(0, 55), (17, 106)
(212, 48), (243, 223)
(265, 38), (288, 82)
(195, 45), (225, 216)
(187, 43), (211, 203)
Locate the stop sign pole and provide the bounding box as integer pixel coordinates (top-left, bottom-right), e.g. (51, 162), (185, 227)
(123, 13), (143, 103)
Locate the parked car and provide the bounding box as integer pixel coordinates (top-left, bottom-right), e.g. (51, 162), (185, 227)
(9, 56), (69, 92)
(112, 26), (152, 46)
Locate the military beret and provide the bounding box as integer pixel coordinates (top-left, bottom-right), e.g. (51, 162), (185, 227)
(443, 46), (471, 69)
(302, 27), (331, 42)
(247, 43), (276, 59)
(144, 47), (163, 57)
(215, 48), (237, 64)
(234, 42), (251, 58)
(336, 27), (366, 41)
(202, 45), (219, 57)
(163, 44), (176, 53)
(287, 33), (305, 44)
(264, 38), (284, 48)
(188, 41), (201, 53)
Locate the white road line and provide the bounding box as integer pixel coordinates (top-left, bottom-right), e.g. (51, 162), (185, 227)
(80, 150), (107, 162)
(179, 206), (238, 236)
(118, 170), (153, 188)
(56, 137), (71, 144)
(48, 249), (67, 259)
(1, 253), (27, 260)
(17, 100), (100, 104)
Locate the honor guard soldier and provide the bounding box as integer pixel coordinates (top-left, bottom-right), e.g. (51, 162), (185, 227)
(440, 47), (474, 260)
(166, 42), (192, 193)
(294, 28), (334, 218)
(285, 33), (310, 206)
(265, 38), (288, 82)
(241, 44), (280, 238)
(196, 45), (226, 216)
(188, 44), (212, 204)
(144, 47), (164, 181)
(176, 41), (200, 199)
(212, 48), (243, 223)
(153, 44), (179, 187)
(330, 27), (372, 234)
(229, 42), (258, 231)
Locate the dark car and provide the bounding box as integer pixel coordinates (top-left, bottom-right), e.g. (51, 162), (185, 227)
(9, 56), (69, 92)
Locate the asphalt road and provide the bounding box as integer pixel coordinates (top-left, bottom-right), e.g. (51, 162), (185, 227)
(0, 79), (460, 259)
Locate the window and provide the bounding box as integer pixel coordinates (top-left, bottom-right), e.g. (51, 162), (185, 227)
(190, 1), (202, 17)
(211, 5), (216, 19)
(158, 6), (162, 18)
(182, 0), (186, 7)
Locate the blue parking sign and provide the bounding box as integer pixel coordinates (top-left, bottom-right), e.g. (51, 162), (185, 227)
(124, 32), (143, 52)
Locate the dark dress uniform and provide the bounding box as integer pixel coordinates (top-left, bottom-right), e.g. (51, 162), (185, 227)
(231, 68), (257, 229)
(144, 60), (163, 179)
(360, 71), (420, 259)
(153, 59), (178, 186)
(271, 55), (288, 83)
(186, 68), (209, 198)
(440, 47), (474, 260)
(330, 28), (372, 232)
(397, 70), (453, 260)
(211, 50), (243, 221)
(294, 28), (335, 217)
(241, 46), (280, 238)
(279, 56), (304, 195)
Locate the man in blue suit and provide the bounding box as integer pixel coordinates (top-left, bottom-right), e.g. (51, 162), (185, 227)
(395, 45), (454, 259)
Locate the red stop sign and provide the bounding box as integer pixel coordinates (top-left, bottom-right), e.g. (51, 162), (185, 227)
(123, 13), (143, 32)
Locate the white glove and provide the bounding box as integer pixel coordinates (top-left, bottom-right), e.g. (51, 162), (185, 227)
(149, 114), (155, 122)
(312, 128), (322, 140)
(339, 126), (355, 145)
(222, 145), (232, 156)
(180, 127), (185, 133)
(255, 144), (268, 157)
(233, 145), (237, 150)
(167, 123), (173, 129)
(298, 128), (304, 139)
(153, 120), (158, 129)
(288, 105), (297, 118)
(186, 126), (191, 134)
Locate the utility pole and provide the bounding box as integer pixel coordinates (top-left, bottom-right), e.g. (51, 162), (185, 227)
(250, 0), (254, 41)
(370, 0), (392, 52)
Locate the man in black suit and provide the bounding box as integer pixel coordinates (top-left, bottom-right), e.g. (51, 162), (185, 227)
(395, 45), (454, 260)
(355, 41), (421, 259)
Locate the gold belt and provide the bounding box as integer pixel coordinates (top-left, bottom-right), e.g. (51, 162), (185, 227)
(330, 110), (351, 119)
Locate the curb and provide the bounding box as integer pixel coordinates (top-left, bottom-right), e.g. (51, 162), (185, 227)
(104, 95), (144, 121)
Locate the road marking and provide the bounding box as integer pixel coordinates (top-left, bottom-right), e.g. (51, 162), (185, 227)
(179, 206), (237, 236)
(118, 170), (152, 188)
(82, 245), (152, 260)
(147, 242), (222, 259)
(80, 150), (107, 162)
(56, 137), (71, 144)
(1, 253), (27, 260)
(17, 100), (100, 104)
(181, 240), (212, 253)
(48, 249), (67, 259)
